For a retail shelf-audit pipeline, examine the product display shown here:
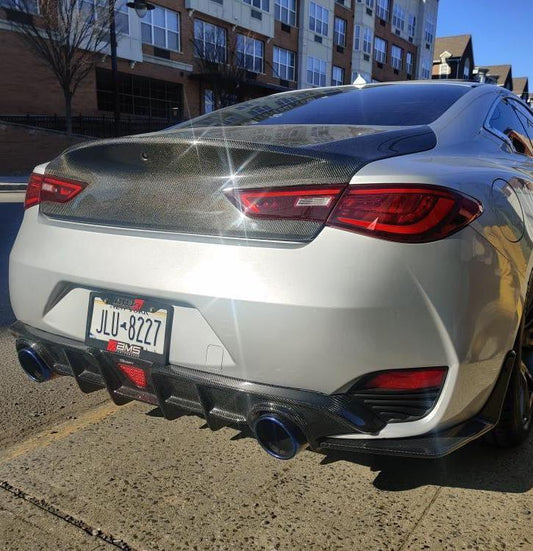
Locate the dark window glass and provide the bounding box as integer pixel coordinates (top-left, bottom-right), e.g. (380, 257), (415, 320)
(177, 83), (471, 128)
(489, 99), (533, 157)
(96, 69), (182, 120)
(512, 101), (533, 148)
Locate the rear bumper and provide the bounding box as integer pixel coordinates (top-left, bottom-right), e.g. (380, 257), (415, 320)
(11, 321), (514, 458)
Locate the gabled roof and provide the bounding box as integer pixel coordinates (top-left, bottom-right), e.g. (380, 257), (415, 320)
(513, 77), (529, 96)
(486, 65), (512, 86)
(433, 35), (471, 62)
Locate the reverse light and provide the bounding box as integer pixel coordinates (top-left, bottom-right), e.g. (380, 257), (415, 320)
(327, 185), (482, 243)
(224, 185), (346, 222)
(24, 173), (86, 210)
(362, 367), (447, 391)
(118, 363), (148, 389)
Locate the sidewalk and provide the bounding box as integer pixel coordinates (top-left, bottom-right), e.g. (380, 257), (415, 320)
(0, 176), (27, 203)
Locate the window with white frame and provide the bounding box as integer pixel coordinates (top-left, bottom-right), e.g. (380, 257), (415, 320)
(392, 4), (405, 31)
(307, 56), (326, 86)
(244, 0), (269, 13)
(0, 0), (39, 13)
(194, 20), (226, 62)
(408, 14), (416, 36)
(363, 26), (372, 54)
(406, 51), (413, 74)
(374, 36), (386, 63)
(80, 0), (129, 35)
(424, 18), (435, 43)
(309, 2), (329, 36)
(366, 0), (373, 7)
(275, 0), (296, 26)
(334, 17), (347, 47)
(204, 90), (214, 114)
(237, 34), (264, 73)
(141, 6), (179, 51)
(354, 24), (360, 50)
(391, 45), (402, 69)
(421, 60), (431, 79)
(332, 66), (344, 86)
(273, 46), (296, 81)
(376, 0), (388, 20)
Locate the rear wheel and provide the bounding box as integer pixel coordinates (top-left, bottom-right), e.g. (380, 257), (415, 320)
(486, 286), (533, 448)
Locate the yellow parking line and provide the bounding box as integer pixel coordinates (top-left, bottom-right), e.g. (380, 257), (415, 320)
(0, 401), (128, 464)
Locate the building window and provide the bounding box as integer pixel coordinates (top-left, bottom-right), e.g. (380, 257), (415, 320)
(0, 0), (39, 13)
(96, 68), (182, 119)
(421, 60), (431, 79)
(374, 36), (386, 63)
(244, 0), (269, 13)
(309, 2), (329, 36)
(406, 51), (413, 74)
(463, 58), (471, 80)
(392, 5), (405, 31)
(354, 24), (360, 50)
(141, 6), (179, 51)
(237, 34), (264, 73)
(366, 0), (373, 7)
(363, 26), (372, 54)
(408, 14), (416, 36)
(307, 56), (326, 86)
(334, 17), (347, 47)
(194, 20), (226, 62)
(80, 0), (129, 35)
(204, 90), (214, 114)
(376, 0), (388, 21)
(273, 46), (295, 81)
(332, 66), (344, 86)
(424, 18), (435, 43)
(391, 45), (402, 70)
(275, 0), (296, 26)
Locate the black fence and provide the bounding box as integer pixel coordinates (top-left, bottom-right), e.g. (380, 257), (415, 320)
(0, 114), (177, 138)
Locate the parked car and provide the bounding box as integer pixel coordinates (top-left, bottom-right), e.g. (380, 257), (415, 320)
(10, 81), (533, 459)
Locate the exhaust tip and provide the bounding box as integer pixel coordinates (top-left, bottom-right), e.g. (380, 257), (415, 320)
(253, 414), (307, 460)
(17, 347), (53, 383)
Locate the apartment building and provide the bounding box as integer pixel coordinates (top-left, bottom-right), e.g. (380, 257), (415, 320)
(0, 0), (438, 122)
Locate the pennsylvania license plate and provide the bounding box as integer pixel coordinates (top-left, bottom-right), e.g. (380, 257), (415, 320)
(85, 293), (171, 364)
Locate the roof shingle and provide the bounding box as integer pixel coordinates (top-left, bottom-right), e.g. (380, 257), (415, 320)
(433, 35), (471, 61)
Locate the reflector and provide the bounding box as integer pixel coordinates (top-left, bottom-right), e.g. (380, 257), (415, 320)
(118, 363), (148, 389)
(362, 367), (447, 391)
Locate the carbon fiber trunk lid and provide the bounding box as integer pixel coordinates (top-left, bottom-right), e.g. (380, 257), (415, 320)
(42, 124), (436, 242)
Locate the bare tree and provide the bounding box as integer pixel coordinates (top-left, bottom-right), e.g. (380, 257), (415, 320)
(192, 32), (248, 110)
(10, 0), (111, 135)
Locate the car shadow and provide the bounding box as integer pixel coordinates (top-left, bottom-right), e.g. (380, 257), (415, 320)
(319, 437), (533, 493)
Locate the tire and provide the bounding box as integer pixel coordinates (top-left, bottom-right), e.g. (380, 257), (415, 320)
(485, 285), (533, 448)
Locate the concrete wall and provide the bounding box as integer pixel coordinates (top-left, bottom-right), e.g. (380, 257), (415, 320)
(0, 122), (89, 175)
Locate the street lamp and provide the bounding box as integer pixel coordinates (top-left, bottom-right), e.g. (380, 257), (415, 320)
(109, 0), (155, 136)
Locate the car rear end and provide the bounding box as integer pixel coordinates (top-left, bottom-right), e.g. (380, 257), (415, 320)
(10, 83), (517, 459)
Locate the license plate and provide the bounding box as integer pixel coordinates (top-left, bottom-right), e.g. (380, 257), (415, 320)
(85, 293), (171, 364)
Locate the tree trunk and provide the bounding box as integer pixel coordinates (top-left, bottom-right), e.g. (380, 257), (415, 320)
(64, 90), (73, 136)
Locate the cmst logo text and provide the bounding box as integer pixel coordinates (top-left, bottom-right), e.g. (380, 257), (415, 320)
(107, 340), (142, 358)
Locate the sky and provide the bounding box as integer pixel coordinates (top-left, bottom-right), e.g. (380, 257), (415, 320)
(436, 0), (533, 84)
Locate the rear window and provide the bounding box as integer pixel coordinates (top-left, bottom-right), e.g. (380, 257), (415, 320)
(179, 84), (472, 129)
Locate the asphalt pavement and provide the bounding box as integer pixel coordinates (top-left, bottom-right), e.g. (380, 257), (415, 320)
(1, 196), (533, 550)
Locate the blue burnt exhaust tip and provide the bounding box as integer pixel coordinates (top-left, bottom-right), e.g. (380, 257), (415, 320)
(17, 347), (53, 383)
(253, 414), (308, 460)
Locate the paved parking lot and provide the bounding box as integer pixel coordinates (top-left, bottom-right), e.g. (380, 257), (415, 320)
(2, 197), (533, 550)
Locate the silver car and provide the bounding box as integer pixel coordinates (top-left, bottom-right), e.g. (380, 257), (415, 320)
(10, 81), (533, 460)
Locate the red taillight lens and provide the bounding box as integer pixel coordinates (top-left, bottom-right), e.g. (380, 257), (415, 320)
(118, 363), (148, 389)
(24, 172), (86, 210)
(328, 185), (482, 242)
(224, 185), (346, 222)
(362, 367), (447, 391)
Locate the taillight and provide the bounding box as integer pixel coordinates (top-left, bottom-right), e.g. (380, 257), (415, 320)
(361, 367), (447, 391)
(327, 185), (482, 243)
(224, 185), (346, 222)
(24, 172), (86, 210)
